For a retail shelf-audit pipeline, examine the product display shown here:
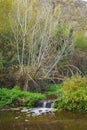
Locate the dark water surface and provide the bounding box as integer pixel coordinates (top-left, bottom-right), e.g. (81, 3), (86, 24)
(0, 110), (87, 130)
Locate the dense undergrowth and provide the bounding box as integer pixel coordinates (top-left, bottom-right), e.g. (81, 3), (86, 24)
(54, 75), (87, 112)
(0, 75), (87, 112)
(0, 86), (45, 108)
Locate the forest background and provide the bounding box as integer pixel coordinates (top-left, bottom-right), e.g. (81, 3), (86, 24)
(0, 0), (87, 91)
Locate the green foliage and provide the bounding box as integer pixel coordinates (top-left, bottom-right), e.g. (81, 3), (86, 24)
(46, 83), (63, 96)
(0, 52), (3, 68)
(54, 75), (87, 112)
(0, 32), (17, 67)
(0, 87), (45, 108)
(50, 22), (74, 61)
(75, 31), (87, 49)
(51, 22), (70, 44)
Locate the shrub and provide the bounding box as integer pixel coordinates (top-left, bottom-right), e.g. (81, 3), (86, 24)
(0, 87), (45, 108)
(54, 75), (87, 112)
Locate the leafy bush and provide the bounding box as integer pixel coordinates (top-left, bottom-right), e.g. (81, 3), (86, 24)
(54, 75), (87, 112)
(0, 86), (45, 108)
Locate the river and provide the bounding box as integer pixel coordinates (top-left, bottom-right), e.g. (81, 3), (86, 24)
(0, 109), (87, 130)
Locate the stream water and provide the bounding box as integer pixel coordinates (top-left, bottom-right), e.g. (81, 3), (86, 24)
(0, 101), (87, 130)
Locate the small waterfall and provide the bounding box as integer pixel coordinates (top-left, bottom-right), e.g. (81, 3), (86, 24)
(43, 101), (47, 108)
(43, 101), (53, 108)
(21, 100), (54, 116)
(34, 100), (54, 108)
(51, 102), (54, 108)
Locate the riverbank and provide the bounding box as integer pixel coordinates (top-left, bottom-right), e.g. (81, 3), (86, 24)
(0, 87), (45, 109)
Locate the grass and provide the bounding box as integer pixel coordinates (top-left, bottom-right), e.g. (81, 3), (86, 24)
(0, 86), (45, 108)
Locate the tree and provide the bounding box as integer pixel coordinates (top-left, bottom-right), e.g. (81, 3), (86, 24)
(9, 0), (74, 90)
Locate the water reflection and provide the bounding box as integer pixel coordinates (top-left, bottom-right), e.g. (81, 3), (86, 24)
(0, 110), (87, 130)
(0, 121), (64, 130)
